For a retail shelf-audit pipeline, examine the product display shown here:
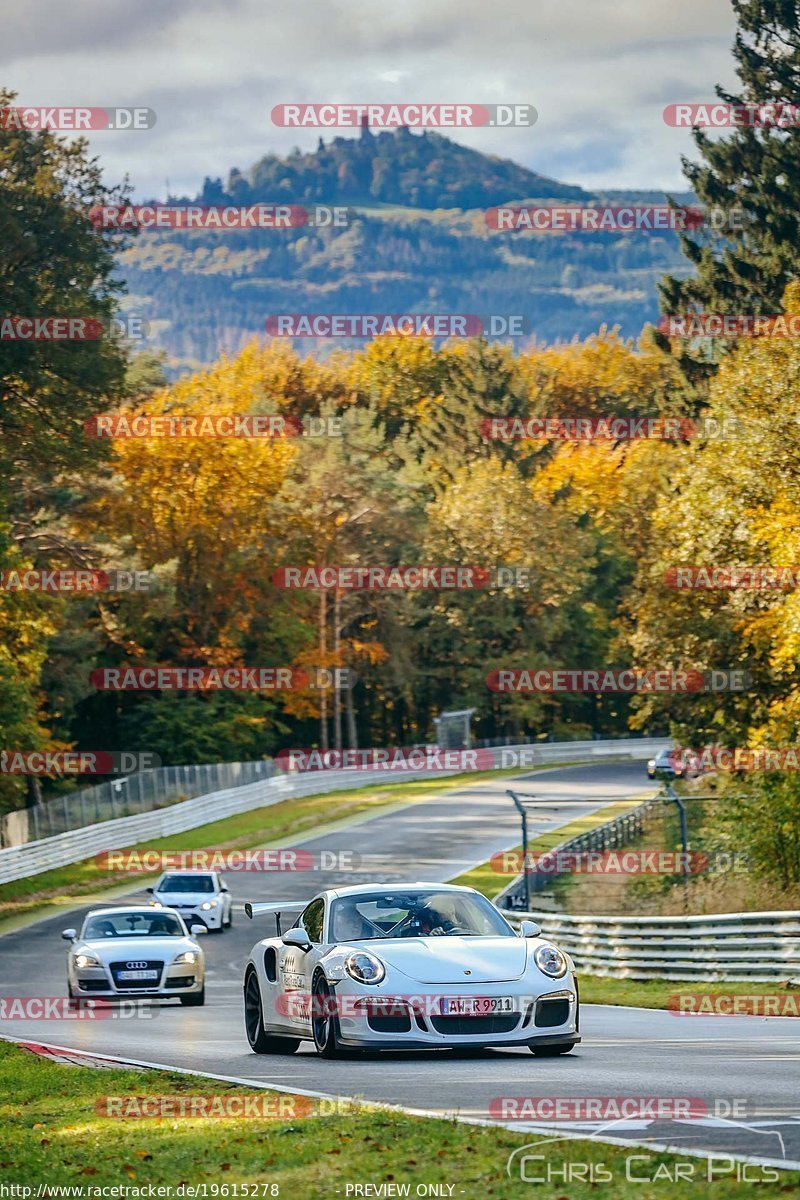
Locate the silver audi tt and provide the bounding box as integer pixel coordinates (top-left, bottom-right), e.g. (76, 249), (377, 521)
(63, 905), (207, 1005)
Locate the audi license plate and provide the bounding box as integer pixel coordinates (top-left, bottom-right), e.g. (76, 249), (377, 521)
(440, 996), (514, 1016)
(117, 969), (158, 980)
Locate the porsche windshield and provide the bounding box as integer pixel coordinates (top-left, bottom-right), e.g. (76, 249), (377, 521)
(329, 891), (514, 941)
(82, 911), (184, 939)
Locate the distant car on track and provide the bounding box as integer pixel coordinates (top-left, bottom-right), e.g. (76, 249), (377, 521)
(63, 905), (207, 1005)
(647, 748), (686, 780)
(148, 869), (233, 932)
(242, 883), (580, 1058)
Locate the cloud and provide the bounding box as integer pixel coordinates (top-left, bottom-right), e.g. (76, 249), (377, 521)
(2, 0), (738, 196)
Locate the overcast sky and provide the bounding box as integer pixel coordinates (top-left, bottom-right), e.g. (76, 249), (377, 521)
(3, 0), (739, 199)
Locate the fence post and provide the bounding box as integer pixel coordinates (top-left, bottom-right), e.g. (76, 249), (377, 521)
(506, 790), (531, 911)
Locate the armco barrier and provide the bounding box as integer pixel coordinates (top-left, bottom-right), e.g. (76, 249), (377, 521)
(0, 737), (666, 885)
(2, 759), (275, 848)
(504, 908), (800, 982)
(494, 793), (662, 908)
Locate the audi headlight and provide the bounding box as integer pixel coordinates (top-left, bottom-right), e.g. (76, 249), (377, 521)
(533, 944), (568, 979)
(200, 900), (218, 910)
(74, 954), (100, 969)
(344, 952), (385, 985)
(173, 951), (197, 965)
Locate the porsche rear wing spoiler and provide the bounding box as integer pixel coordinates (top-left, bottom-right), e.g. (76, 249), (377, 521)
(244, 900), (306, 935)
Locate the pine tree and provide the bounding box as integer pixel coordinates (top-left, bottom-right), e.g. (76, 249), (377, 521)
(658, 0), (800, 380)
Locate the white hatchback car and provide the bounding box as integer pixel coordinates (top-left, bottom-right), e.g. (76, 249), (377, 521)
(63, 905), (207, 1005)
(148, 870), (233, 932)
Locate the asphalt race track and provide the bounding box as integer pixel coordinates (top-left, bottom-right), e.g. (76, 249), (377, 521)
(1, 761), (799, 1170)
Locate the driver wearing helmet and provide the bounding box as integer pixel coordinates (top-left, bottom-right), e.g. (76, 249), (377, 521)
(332, 902), (373, 942)
(413, 901), (453, 936)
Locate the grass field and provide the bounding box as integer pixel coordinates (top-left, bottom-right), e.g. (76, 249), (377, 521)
(1, 1040), (794, 1197)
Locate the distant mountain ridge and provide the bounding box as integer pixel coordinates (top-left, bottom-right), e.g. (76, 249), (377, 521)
(122, 129), (694, 372)
(196, 125), (591, 210)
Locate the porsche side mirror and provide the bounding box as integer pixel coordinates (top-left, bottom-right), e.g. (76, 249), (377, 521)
(146, 886), (154, 894)
(61, 929), (77, 941)
(282, 927), (312, 952)
(190, 924), (208, 936)
(520, 919), (541, 938)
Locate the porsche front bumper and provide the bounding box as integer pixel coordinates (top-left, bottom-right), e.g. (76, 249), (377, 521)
(330, 981), (580, 1049)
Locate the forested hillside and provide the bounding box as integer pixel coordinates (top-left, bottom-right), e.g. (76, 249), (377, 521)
(122, 128), (693, 371)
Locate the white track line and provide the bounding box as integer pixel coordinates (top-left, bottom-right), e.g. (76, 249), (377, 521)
(2, 1033), (797, 1173)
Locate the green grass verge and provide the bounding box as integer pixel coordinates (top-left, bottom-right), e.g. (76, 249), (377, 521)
(1, 1041), (794, 1196)
(579, 975), (800, 1011)
(0, 762), (589, 930)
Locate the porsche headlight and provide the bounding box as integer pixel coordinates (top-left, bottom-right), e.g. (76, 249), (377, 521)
(201, 900), (219, 910)
(344, 952), (385, 985)
(74, 954), (100, 969)
(173, 951), (197, 965)
(647, 759), (656, 771)
(533, 944), (568, 979)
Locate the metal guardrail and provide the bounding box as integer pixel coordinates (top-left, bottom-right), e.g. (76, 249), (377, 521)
(503, 908), (800, 982)
(495, 794), (662, 908)
(0, 760), (277, 849)
(0, 737), (666, 884)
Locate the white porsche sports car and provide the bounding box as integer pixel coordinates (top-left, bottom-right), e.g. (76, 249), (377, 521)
(63, 905), (207, 1005)
(243, 883), (580, 1056)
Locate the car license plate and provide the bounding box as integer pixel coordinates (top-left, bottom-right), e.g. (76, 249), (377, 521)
(117, 969), (158, 980)
(440, 996), (514, 1016)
